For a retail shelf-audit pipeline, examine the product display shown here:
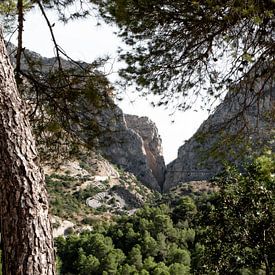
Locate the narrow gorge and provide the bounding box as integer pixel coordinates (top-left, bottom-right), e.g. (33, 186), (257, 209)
(11, 45), (274, 194)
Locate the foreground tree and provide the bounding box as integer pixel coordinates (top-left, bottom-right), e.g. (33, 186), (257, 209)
(0, 0), (114, 272)
(197, 154), (275, 274)
(0, 28), (55, 274)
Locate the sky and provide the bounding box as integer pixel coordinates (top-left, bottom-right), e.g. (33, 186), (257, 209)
(8, 7), (210, 164)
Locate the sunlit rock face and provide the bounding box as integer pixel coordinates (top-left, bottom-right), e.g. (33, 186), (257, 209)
(125, 115), (166, 189)
(164, 85), (274, 192)
(97, 111), (166, 191)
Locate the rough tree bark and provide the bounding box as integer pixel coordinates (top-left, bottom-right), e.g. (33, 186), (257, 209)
(0, 29), (55, 274)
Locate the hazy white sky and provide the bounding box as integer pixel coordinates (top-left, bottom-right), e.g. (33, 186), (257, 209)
(8, 8), (209, 164)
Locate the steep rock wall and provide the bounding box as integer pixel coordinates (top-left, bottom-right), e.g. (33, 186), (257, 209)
(164, 86), (274, 192)
(125, 115), (166, 189)
(91, 108), (165, 191)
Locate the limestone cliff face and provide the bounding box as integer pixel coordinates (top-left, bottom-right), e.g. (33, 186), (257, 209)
(92, 110), (165, 191)
(125, 115), (166, 189)
(53, 86), (165, 191)
(164, 86), (274, 192)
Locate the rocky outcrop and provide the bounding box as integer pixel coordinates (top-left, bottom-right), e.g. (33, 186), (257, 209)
(94, 111), (165, 191)
(164, 85), (274, 192)
(125, 115), (166, 188)
(51, 80), (166, 191)
(70, 98), (165, 191)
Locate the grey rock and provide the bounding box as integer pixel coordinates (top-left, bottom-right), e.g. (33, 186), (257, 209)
(58, 81), (165, 191)
(125, 115), (166, 189)
(164, 85), (274, 192)
(95, 111), (164, 191)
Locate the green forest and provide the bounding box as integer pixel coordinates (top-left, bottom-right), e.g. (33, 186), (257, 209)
(56, 155), (275, 274)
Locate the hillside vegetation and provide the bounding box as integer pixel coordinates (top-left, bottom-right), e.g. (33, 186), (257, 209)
(43, 151), (156, 236)
(56, 154), (275, 274)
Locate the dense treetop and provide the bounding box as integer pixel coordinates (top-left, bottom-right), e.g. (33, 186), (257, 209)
(98, 0), (275, 110)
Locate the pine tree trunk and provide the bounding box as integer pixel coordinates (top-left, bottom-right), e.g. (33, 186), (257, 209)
(0, 29), (55, 274)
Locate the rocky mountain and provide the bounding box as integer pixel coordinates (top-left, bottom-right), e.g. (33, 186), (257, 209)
(94, 111), (166, 191)
(164, 85), (274, 191)
(7, 44), (166, 191)
(9, 43), (274, 196)
(65, 98), (165, 191)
